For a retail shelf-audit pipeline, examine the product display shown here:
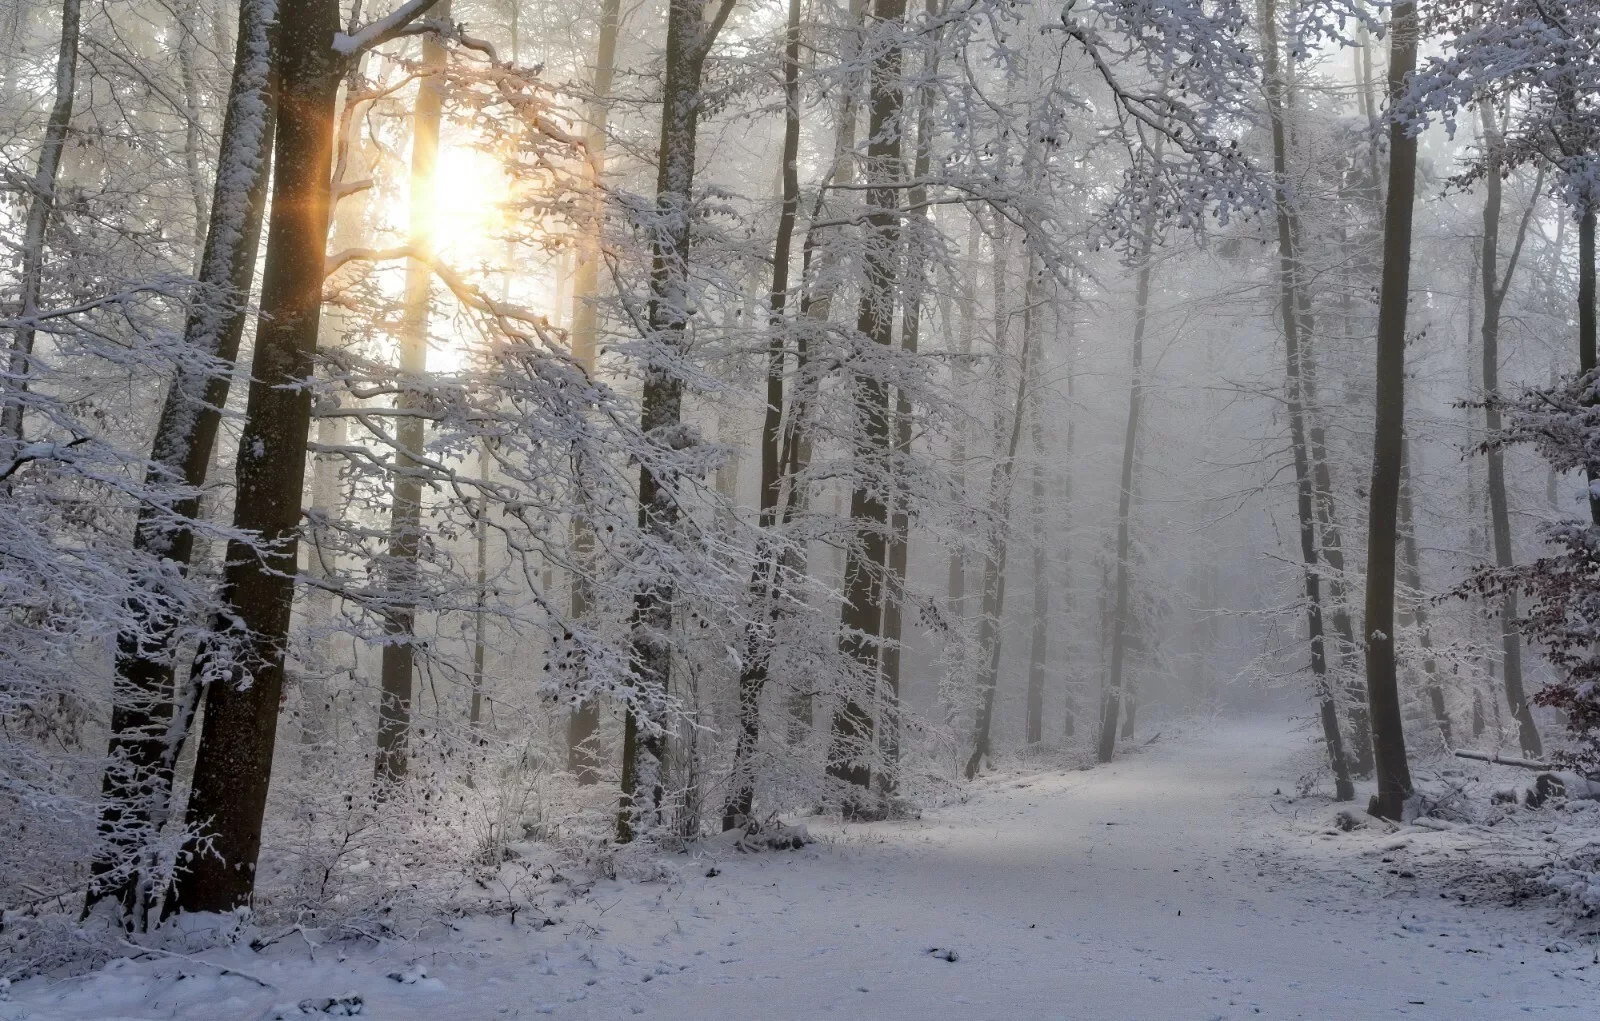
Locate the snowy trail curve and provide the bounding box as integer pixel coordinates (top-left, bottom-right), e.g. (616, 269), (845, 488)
(9, 718), (1592, 1019)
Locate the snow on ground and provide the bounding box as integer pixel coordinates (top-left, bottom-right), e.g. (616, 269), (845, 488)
(6, 716), (1598, 1020)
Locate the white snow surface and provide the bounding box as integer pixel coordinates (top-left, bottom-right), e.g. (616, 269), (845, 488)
(7, 717), (1597, 1019)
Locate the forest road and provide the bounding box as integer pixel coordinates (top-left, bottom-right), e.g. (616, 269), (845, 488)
(559, 716), (1590, 1020)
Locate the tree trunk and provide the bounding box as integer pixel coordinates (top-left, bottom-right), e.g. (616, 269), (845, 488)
(616, 0), (737, 843)
(1, 0), (80, 449)
(1582, 204), (1598, 525)
(177, 0), (209, 270)
(303, 67), (376, 753)
(1060, 287), (1077, 739)
(825, 0), (905, 817)
(86, 0), (277, 927)
(1257, 0), (1354, 799)
(877, 0), (941, 797)
(947, 219), (978, 617)
(1026, 384), (1047, 745)
(1398, 439), (1452, 744)
(1362, 0), (1419, 821)
(1478, 105), (1543, 757)
(375, 0), (450, 789)
(565, 0), (621, 784)
(1096, 250), (1151, 765)
(170, 0), (355, 914)
(470, 499), (488, 729)
(964, 325), (1036, 779)
(722, 0), (802, 831)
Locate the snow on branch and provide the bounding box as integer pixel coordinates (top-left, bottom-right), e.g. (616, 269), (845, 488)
(332, 0), (445, 57)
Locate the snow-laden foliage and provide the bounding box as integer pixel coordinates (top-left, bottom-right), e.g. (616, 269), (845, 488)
(1468, 372), (1600, 772)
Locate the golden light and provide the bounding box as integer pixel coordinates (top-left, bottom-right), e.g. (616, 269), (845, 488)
(423, 142), (512, 263)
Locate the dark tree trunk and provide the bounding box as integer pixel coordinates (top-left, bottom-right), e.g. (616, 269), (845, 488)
(1581, 205), (1597, 525)
(1362, 0), (1419, 821)
(877, 0), (941, 797)
(1257, 0), (1354, 799)
(86, 0), (277, 926)
(723, 0), (802, 831)
(1096, 251), (1151, 765)
(826, 0), (905, 816)
(375, 0), (450, 789)
(168, 0), (449, 912)
(617, 0), (737, 843)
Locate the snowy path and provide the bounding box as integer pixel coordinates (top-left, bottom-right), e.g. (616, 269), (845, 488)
(10, 718), (1594, 1019)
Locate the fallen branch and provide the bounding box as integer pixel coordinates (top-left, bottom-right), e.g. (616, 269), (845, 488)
(122, 942), (275, 989)
(1453, 749), (1553, 771)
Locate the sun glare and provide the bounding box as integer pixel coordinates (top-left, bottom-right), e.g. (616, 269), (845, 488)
(425, 143), (511, 263)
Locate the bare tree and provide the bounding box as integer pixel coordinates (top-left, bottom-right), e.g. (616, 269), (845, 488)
(1477, 104), (1544, 757)
(375, 0), (451, 789)
(1362, 0), (1419, 821)
(565, 0), (622, 785)
(616, 0), (742, 843)
(1096, 246), (1151, 765)
(825, 0), (906, 815)
(1, 0), (80, 448)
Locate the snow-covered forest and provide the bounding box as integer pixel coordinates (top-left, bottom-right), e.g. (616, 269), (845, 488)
(2, 0), (1599, 1014)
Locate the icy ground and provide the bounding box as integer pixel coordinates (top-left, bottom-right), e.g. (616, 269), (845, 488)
(7, 717), (1598, 1019)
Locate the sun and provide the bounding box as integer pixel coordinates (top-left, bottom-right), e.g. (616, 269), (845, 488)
(422, 142), (510, 263)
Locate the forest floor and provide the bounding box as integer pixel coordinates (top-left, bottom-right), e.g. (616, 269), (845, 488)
(6, 716), (1599, 1020)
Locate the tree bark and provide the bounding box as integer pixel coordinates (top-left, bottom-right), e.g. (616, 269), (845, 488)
(86, 0), (277, 927)
(1, 0), (80, 449)
(877, 0), (941, 797)
(375, 0), (450, 789)
(964, 323), (1036, 779)
(1096, 249), (1151, 765)
(1026, 383), (1047, 745)
(1478, 104), (1542, 757)
(1362, 0), (1418, 821)
(303, 65), (377, 753)
(616, 0), (739, 843)
(1581, 204), (1597, 525)
(1398, 439), (1452, 744)
(565, 0), (622, 785)
(947, 219), (979, 618)
(1257, 0), (1354, 799)
(170, 0), (438, 914)
(826, 0), (905, 816)
(1060, 291), (1077, 739)
(722, 0), (802, 831)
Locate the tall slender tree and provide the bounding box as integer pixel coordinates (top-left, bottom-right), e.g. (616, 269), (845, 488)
(1362, 0), (1420, 821)
(1256, 0), (1354, 799)
(375, 0), (451, 788)
(1477, 104), (1544, 757)
(616, 0), (742, 843)
(825, 0), (907, 815)
(723, 0), (803, 831)
(1097, 245), (1152, 765)
(2, 0), (80, 448)
(565, 0), (622, 785)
